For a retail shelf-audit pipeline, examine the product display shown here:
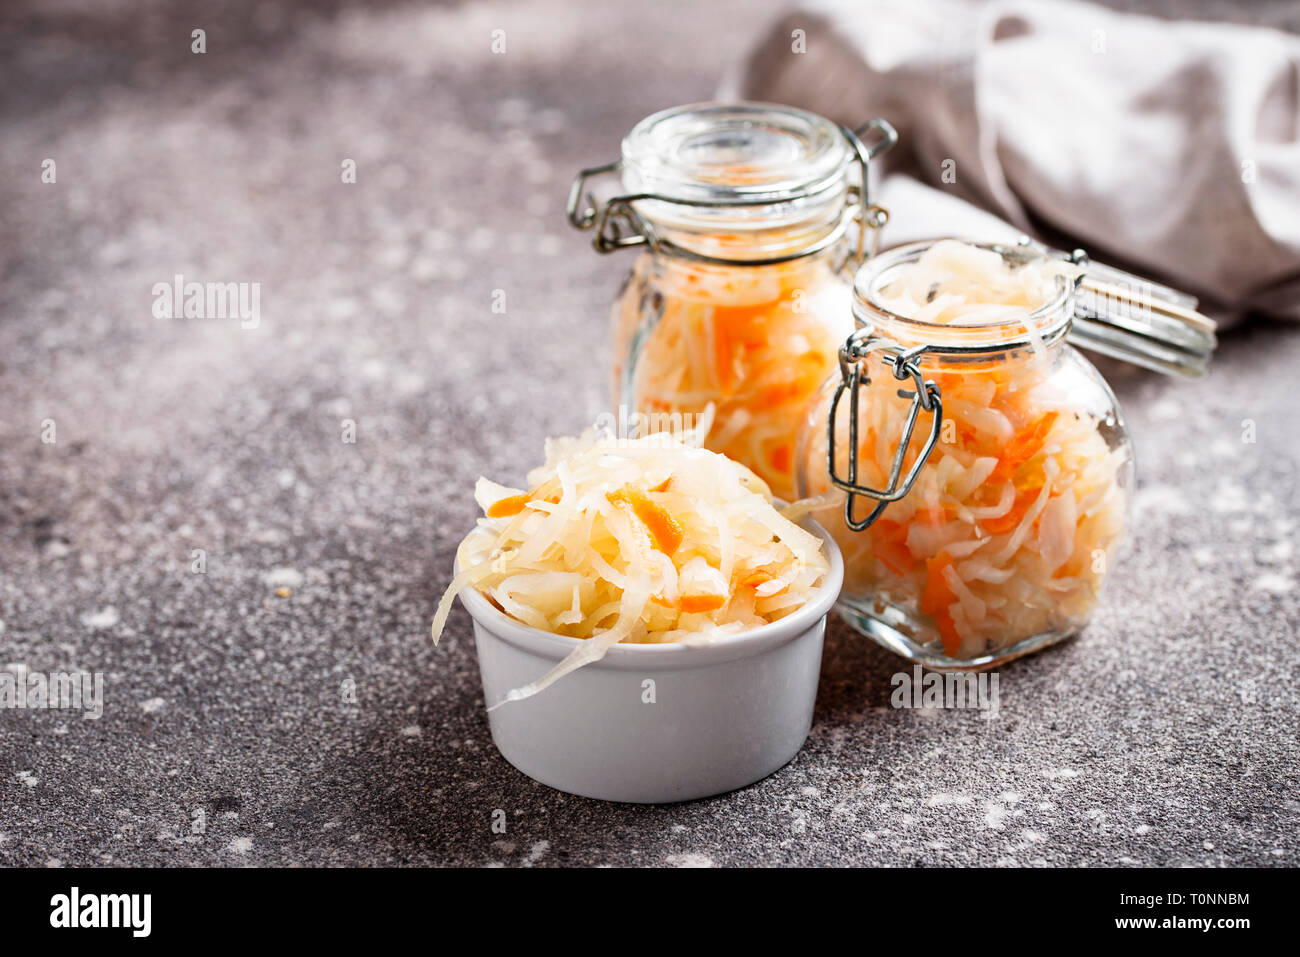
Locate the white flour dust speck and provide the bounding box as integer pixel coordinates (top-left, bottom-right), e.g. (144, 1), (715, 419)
(264, 567), (304, 589)
(1135, 484), (1191, 517)
(82, 607), (120, 630)
(1255, 573), (1292, 594)
(926, 793), (973, 807)
(525, 841), (549, 865)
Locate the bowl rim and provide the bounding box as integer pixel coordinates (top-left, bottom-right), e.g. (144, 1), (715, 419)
(456, 513), (844, 667)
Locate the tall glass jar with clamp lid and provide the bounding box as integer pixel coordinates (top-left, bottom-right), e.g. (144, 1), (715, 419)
(567, 102), (898, 500)
(795, 239), (1217, 670)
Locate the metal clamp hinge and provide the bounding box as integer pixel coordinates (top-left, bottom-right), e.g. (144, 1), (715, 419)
(827, 332), (943, 531)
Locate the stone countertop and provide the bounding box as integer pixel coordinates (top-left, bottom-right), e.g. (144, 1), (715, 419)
(0, 0), (1295, 867)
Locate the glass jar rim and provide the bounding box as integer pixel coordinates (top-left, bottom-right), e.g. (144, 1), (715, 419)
(852, 240), (1075, 352)
(621, 101), (853, 213)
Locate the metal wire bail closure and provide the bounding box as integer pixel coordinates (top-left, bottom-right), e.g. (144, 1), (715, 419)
(827, 330), (943, 531)
(565, 116), (899, 268)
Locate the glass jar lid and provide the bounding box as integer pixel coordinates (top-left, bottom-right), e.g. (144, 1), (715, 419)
(1066, 254), (1218, 378)
(567, 102), (898, 267)
(620, 102), (853, 226)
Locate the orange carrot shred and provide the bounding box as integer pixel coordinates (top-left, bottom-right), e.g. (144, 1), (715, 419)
(680, 594), (726, 614)
(607, 485), (684, 555)
(990, 411), (1059, 484)
(485, 493), (531, 518)
(875, 541), (912, 578)
(921, 552), (962, 655)
(768, 442), (792, 475)
(981, 489), (1038, 535)
(873, 518), (909, 544)
(486, 487), (559, 519)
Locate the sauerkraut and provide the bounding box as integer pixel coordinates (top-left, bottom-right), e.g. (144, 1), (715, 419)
(433, 426), (830, 704)
(873, 239), (1080, 326)
(613, 251), (853, 501)
(799, 240), (1129, 660)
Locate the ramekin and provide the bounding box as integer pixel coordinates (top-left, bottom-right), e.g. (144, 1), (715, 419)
(457, 517), (843, 803)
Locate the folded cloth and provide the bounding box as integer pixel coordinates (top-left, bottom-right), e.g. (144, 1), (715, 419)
(721, 0), (1300, 327)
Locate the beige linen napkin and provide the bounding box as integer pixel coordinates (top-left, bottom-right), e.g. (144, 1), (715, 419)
(721, 0), (1300, 326)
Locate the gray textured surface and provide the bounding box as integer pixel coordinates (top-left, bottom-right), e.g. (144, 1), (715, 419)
(0, 0), (1296, 867)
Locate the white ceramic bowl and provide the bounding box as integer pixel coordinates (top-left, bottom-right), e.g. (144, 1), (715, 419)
(458, 518), (844, 803)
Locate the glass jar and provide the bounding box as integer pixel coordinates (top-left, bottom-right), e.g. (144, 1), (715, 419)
(568, 103), (897, 501)
(796, 239), (1217, 670)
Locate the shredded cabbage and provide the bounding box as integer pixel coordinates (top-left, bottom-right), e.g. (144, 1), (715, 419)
(873, 239), (1082, 326)
(433, 428), (830, 706)
(799, 240), (1126, 660)
(613, 252), (853, 501)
